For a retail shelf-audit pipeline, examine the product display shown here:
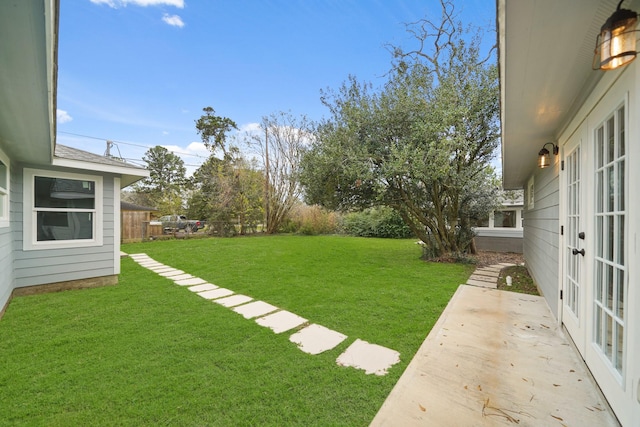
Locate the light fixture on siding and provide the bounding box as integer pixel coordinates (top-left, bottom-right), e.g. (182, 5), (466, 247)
(593, 0), (638, 70)
(538, 142), (558, 168)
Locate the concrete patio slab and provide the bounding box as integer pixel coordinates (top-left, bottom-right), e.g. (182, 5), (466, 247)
(255, 310), (307, 334)
(290, 324), (347, 355)
(370, 285), (619, 426)
(232, 301), (279, 319)
(466, 278), (497, 289)
(197, 288), (234, 300)
(174, 277), (207, 286)
(213, 294), (252, 307)
(188, 284), (218, 292)
(336, 339), (400, 376)
(158, 270), (185, 277)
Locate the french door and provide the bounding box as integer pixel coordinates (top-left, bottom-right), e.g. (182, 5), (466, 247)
(562, 130), (586, 355)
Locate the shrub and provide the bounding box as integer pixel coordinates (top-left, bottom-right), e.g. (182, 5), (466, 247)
(343, 207), (414, 239)
(286, 205), (342, 235)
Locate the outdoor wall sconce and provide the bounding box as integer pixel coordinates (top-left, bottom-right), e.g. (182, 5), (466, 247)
(593, 0), (639, 70)
(538, 142), (558, 169)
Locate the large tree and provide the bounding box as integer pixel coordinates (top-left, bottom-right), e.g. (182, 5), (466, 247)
(195, 106), (238, 155)
(187, 150), (263, 235)
(300, 1), (500, 257)
(246, 111), (310, 234)
(134, 145), (187, 214)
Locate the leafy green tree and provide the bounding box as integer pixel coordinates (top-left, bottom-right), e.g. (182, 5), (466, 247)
(188, 150), (263, 235)
(134, 145), (187, 215)
(300, 1), (500, 257)
(195, 106), (238, 155)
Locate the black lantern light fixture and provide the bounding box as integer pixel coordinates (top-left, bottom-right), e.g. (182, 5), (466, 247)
(594, 0), (639, 70)
(538, 142), (558, 169)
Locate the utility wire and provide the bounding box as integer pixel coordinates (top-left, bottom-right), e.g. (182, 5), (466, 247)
(58, 131), (210, 160)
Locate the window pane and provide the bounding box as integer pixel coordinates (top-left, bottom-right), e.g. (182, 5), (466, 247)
(34, 177), (95, 209)
(37, 212), (93, 241)
(0, 159), (7, 189)
(471, 215), (489, 227)
(493, 210), (516, 228)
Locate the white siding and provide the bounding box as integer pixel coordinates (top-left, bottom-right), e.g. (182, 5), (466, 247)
(524, 164), (560, 317)
(0, 159), (16, 310)
(12, 165), (117, 288)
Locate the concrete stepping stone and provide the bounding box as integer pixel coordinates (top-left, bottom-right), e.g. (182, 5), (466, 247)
(198, 288), (234, 300)
(175, 277), (207, 286)
(128, 253), (150, 259)
(148, 266), (175, 273)
(290, 324), (347, 355)
(214, 295), (252, 307)
(255, 310), (307, 334)
(336, 339), (400, 376)
(498, 262), (516, 267)
(473, 269), (500, 278)
(232, 301), (279, 319)
(138, 261), (164, 267)
(469, 274), (497, 283)
(188, 284), (218, 292)
(170, 274), (194, 282)
(466, 278), (497, 289)
(158, 270), (185, 277)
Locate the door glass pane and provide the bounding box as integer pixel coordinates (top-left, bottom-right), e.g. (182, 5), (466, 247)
(607, 116), (615, 163)
(597, 127), (604, 168)
(615, 322), (624, 373)
(617, 270), (625, 318)
(618, 217), (624, 265)
(596, 216), (603, 257)
(618, 160), (625, 211)
(596, 171), (603, 213)
(607, 166), (614, 212)
(618, 106), (625, 156)
(605, 314), (613, 359)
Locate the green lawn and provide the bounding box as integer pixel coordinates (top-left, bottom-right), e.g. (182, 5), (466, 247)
(0, 235), (473, 426)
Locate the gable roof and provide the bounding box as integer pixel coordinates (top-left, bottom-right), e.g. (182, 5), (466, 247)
(53, 144), (148, 187)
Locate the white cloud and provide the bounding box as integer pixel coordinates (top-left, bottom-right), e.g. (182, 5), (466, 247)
(57, 109), (73, 124)
(240, 122), (261, 134)
(90, 0), (185, 8)
(162, 13), (185, 28)
(162, 131), (169, 135)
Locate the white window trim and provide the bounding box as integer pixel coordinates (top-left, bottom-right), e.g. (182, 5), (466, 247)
(0, 147), (9, 228)
(23, 168), (103, 251)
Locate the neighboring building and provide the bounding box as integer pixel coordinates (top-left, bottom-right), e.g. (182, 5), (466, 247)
(0, 1), (148, 314)
(472, 194), (524, 253)
(499, 0), (639, 424)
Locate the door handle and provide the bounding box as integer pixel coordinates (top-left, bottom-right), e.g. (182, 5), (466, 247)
(572, 248), (585, 256)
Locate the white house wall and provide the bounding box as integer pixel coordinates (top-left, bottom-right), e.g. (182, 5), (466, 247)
(0, 159), (16, 311)
(11, 164), (118, 288)
(524, 164), (560, 317)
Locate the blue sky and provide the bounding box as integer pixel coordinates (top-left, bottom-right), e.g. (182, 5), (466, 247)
(56, 0), (495, 174)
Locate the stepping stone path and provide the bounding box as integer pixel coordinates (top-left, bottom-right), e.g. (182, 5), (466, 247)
(126, 253), (401, 375)
(465, 262), (517, 289)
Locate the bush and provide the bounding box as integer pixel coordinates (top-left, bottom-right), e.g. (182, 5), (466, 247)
(343, 207), (414, 239)
(285, 205), (342, 235)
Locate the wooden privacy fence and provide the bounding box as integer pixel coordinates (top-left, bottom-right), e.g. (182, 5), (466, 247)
(121, 210), (149, 243)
